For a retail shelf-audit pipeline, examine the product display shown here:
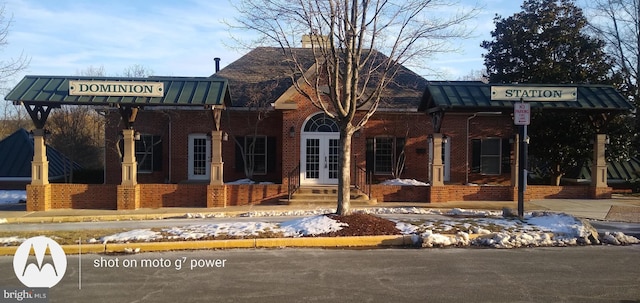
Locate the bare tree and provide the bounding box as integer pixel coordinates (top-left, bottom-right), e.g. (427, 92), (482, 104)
(234, 0), (478, 215)
(0, 3), (30, 138)
(585, 0), (640, 156)
(225, 81), (280, 180)
(457, 69), (489, 83)
(120, 64), (154, 78)
(75, 65), (106, 77)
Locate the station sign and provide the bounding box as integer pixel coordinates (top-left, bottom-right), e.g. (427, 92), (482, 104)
(491, 86), (577, 102)
(69, 80), (164, 97)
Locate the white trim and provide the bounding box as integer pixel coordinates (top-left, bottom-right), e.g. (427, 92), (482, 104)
(188, 134), (211, 180)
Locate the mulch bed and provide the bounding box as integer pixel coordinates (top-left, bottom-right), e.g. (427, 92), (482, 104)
(315, 213), (402, 237)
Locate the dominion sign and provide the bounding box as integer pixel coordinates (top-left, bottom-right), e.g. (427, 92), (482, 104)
(69, 80), (164, 97)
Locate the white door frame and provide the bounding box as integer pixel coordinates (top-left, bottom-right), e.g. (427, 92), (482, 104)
(188, 134), (211, 181)
(300, 133), (340, 185)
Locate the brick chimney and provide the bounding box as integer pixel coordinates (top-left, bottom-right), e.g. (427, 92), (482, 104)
(301, 34), (330, 48)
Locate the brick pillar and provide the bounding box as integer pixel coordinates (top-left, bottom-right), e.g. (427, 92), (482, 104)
(429, 186), (448, 203)
(207, 185), (227, 208)
(26, 184), (51, 211)
(117, 185), (140, 210)
(210, 131), (224, 185)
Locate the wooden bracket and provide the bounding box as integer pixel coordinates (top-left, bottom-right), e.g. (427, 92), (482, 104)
(24, 104), (57, 129)
(119, 105), (139, 129)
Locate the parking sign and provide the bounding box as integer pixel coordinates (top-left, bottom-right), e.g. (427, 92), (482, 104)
(514, 103), (530, 125)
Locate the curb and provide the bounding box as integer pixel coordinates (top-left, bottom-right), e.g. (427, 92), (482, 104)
(0, 235), (416, 256)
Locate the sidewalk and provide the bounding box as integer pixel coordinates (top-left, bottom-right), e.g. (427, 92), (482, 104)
(2, 195), (639, 223)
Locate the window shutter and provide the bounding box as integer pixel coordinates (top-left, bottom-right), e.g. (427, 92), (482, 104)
(501, 138), (511, 174)
(153, 135), (163, 171)
(366, 138), (374, 172)
(267, 137), (276, 173)
(471, 139), (481, 173)
(235, 136), (245, 172)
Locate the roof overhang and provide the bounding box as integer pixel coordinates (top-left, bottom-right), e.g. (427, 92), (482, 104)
(5, 75), (231, 108)
(419, 81), (635, 113)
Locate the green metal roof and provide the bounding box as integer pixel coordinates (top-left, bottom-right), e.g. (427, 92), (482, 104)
(0, 128), (81, 180)
(419, 81), (635, 112)
(5, 76), (230, 107)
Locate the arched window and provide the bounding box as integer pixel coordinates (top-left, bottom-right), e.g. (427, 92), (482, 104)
(303, 113), (339, 132)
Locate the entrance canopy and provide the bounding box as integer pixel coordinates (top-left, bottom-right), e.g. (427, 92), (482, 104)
(419, 81), (634, 113)
(5, 75), (230, 107)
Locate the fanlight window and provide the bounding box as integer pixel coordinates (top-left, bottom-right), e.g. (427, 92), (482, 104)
(303, 113), (339, 132)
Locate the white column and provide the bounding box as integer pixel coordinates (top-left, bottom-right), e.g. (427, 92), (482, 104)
(431, 133), (444, 186)
(210, 131), (224, 185)
(121, 129), (137, 186)
(591, 134), (607, 188)
(31, 129), (49, 185)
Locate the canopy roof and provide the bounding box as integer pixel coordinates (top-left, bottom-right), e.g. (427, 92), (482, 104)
(419, 81), (634, 113)
(5, 75), (230, 107)
(0, 128), (81, 180)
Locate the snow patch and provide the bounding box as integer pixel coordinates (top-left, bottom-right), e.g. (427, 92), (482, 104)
(380, 179), (429, 186)
(279, 215), (347, 237)
(601, 232), (640, 245)
(98, 229), (163, 243)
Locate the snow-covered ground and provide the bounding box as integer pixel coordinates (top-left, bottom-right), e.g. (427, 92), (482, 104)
(1, 188), (638, 248)
(76, 209), (639, 248)
(0, 190), (26, 204)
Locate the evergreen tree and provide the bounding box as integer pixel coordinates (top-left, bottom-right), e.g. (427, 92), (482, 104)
(481, 0), (628, 185)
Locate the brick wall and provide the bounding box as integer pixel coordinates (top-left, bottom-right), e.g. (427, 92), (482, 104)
(50, 184), (117, 209)
(225, 184), (287, 206)
(139, 184), (208, 208)
(442, 185), (513, 201)
(525, 185), (592, 199)
(370, 185), (429, 202)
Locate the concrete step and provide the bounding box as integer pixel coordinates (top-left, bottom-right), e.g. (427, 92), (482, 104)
(280, 186), (376, 206)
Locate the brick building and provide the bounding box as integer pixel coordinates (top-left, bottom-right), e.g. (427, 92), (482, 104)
(5, 45), (634, 211)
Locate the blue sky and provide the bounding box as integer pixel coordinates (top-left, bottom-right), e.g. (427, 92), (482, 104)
(1, 0), (527, 92)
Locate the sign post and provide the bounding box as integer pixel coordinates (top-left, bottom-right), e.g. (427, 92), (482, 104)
(514, 101), (530, 218)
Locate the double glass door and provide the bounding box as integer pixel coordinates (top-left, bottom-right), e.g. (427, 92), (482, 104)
(301, 134), (339, 185)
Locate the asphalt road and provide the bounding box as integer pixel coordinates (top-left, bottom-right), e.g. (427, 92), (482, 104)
(1, 246), (639, 302)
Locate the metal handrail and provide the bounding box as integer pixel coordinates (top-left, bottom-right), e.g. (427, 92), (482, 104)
(354, 165), (371, 198)
(287, 165), (301, 200)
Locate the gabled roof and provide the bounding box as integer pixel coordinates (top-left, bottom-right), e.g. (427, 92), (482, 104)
(419, 81), (634, 112)
(5, 76), (230, 107)
(0, 129), (81, 180)
(213, 47), (427, 110)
